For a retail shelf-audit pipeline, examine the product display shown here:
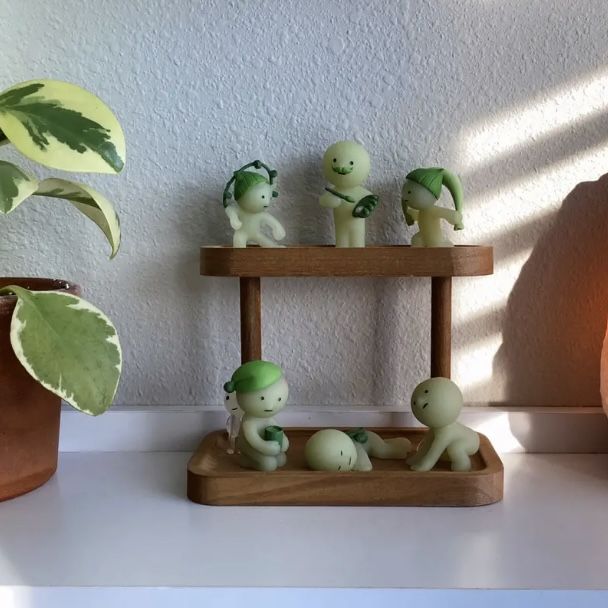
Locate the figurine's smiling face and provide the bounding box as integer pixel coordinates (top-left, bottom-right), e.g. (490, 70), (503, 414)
(236, 377), (289, 418)
(323, 141), (370, 189)
(238, 182), (274, 213)
(223, 391), (241, 416)
(411, 378), (463, 427)
(305, 429), (357, 472)
(402, 179), (437, 211)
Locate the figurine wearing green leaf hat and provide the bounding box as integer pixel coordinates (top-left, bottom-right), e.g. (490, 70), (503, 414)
(401, 167), (464, 247)
(224, 360), (289, 471)
(222, 160), (286, 247)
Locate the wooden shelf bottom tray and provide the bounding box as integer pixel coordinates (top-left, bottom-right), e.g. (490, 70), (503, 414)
(187, 428), (503, 507)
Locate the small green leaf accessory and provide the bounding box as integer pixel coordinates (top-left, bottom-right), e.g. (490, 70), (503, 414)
(223, 360), (283, 394)
(34, 178), (121, 258)
(346, 428), (368, 444)
(234, 171), (268, 201)
(0, 160), (38, 214)
(0, 285), (122, 415)
(222, 160), (278, 207)
(0, 80), (125, 174)
(352, 194), (379, 218)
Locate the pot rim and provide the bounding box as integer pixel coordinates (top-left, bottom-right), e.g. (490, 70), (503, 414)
(0, 277), (81, 314)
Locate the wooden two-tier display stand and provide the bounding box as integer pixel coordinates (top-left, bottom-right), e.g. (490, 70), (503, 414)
(188, 245), (503, 507)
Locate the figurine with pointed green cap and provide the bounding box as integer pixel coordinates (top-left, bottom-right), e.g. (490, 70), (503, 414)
(223, 160), (286, 247)
(224, 360), (289, 471)
(319, 141), (379, 247)
(401, 167), (464, 247)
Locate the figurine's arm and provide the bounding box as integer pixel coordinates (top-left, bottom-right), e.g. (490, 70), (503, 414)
(261, 213), (286, 240)
(242, 418), (280, 456)
(409, 434), (450, 472)
(281, 432), (289, 453)
(406, 431), (433, 465)
(402, 205), (419, 224)
(319, 191), (342, 209)
(433, 206), (462, 226)
(225, 205), (242, 230)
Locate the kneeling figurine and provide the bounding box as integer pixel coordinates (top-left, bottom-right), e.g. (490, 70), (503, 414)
(305, 428), (410, 472)
(224, 360), (289, 471)
(407, 377), (479, 472)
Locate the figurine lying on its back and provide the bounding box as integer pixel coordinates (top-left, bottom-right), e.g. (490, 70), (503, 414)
(407, 377), (479, 472)
(305, 428), (410, 472)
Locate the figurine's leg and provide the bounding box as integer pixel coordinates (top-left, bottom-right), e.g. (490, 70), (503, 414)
(239, 451), (279, 472)
(335, 226), (349, 248)
(411, 232), (424, 247)
(233, 230), (248, 248)
(276, 452), (287, 467)
(353, 443), (373, 471)
(366, 432), (411, 459)
(255, 233), (284, 248)
(349, 219), (365, 247)
(446, 440), (472, 472)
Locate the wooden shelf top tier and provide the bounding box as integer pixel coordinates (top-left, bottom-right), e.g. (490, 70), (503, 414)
(200, 245), (493, 277)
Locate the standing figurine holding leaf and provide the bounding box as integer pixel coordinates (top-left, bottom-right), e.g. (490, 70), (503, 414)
(223, 160), (286, 248)
(401, 167), (464, 247)
(319, 140), (378, 247)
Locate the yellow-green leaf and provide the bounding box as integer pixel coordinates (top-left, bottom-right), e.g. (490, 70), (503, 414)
(0, 80), (125, 174)
(35, 178), (121, 258)
(0, 160), (38, 214)
(2, 286), (121, 416)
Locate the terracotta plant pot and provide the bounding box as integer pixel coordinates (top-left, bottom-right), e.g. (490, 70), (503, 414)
(0, 278), (80, 501)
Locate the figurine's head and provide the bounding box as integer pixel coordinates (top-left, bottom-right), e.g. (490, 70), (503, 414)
(234, 171), (275, 213)
(223, 391), (242, 417)
(402, 168), (464, 229)
(224, 360), (288, 418)
(305, 429), (357, 472)
(410, 377), (463, 428)
(323, 141), (370, 189)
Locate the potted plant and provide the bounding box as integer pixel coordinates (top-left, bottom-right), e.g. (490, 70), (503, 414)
(0, 79), (125, 500)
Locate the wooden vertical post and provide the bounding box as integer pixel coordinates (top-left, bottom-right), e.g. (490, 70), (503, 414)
(431, 277), (452, 378)
(239, 277), (262, 362)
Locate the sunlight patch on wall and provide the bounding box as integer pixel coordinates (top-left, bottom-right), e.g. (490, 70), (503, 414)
(474, 412), (523, 453)
(462, 67), (608, 170)
(453, 333), (502, 393)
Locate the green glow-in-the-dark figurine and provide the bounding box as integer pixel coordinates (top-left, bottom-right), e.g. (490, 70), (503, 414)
(401, 167), (464, 247)
(319, 141), (379, 247)
(305, 428), (410, 472)
(224, 360), (289, 471)
(407, 377), (480, 472)
(223, 160), (286, 247)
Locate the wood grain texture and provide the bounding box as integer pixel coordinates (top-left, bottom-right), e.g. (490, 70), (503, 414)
(187, 428), (503, 507)
(431, 277), (452, 378)
(201, 245), (494, 277)
(239, 277), (261, 362)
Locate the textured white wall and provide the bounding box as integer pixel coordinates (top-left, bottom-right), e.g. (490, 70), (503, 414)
(2, 1), (608, 407)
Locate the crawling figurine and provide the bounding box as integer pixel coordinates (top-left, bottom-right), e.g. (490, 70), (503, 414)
(407, 377), (480, 472)
(223, 391), (242, 454)
(305, 428), (410, 472)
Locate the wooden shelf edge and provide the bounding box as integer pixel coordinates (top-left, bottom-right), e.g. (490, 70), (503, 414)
(200, 245), (493, 278)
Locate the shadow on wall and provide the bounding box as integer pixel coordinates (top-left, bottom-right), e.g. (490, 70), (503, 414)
(495, 173), (608, 410)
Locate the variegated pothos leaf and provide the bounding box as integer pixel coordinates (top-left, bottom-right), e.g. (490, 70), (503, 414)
(0, 160), (38, 213)
(0, 80), (125, 174)
(3, 285), (122, 415)
(34, 178), (121, 258)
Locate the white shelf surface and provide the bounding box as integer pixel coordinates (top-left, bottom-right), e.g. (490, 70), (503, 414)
(1, 452), (608, 606)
